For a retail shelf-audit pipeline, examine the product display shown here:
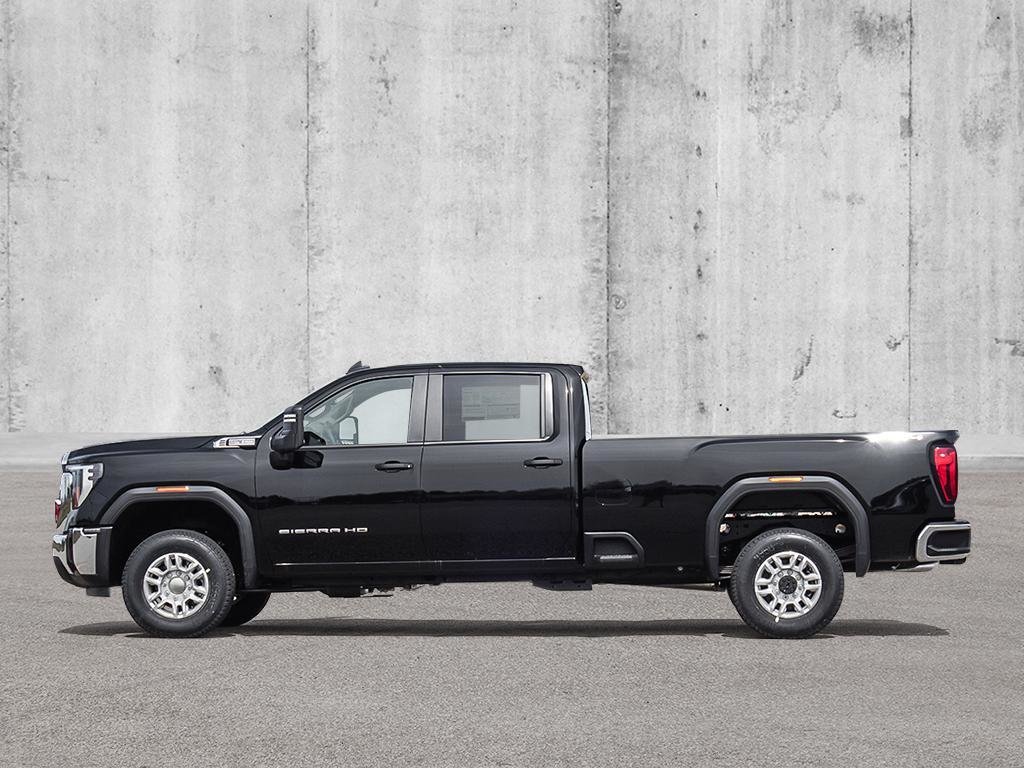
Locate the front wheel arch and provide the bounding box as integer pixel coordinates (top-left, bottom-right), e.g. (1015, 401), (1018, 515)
(101, 486), (258, 588)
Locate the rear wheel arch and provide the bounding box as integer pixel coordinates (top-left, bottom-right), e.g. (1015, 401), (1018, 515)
(705, 476), (870, 579)
(101, 487), (258, 588)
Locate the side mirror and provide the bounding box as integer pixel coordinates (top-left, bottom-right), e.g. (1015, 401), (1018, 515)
(270, 407), (304, 455)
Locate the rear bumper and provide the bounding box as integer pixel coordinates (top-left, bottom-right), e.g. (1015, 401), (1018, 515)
(916, 520), (971, 563)
(52, 526), (112, 588)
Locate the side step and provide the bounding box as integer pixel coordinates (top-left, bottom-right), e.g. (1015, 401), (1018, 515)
(531, 578), (593, 591)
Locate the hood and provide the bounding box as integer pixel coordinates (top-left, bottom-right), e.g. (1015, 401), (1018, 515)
(66, 435), (222, 464)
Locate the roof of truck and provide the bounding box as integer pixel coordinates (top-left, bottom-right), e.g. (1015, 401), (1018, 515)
(260, 361), (585, 433)
(314, 360), (581, 393)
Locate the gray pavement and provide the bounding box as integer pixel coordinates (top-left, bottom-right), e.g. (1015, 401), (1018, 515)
(2, 469), (1022, 767)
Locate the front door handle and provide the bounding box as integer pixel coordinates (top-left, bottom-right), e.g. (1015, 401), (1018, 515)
(523, 457), (563, 469)
(374, 461), (414, 473)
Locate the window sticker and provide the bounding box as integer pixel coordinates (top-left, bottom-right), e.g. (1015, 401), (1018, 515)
(462, 385), (522, 421)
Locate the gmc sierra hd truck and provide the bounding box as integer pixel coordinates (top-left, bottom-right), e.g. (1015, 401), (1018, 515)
(52, 362), (971, 638)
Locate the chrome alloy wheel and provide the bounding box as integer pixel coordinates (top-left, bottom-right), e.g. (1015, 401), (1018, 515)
(143, 552), (210, 619)
(753, 550), (822, 621)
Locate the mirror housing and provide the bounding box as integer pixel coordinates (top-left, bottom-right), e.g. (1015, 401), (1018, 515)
(270, 407), (304, 455)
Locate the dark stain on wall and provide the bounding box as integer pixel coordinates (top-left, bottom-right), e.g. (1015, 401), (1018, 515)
(369, 46), (395, 108)
(745, 2), (815, 155)
(851, 8), (908, 60)
(961, 93), (1008, 156)
(792, 336), (814, 381)
(208, 365), (227, 393)
(960, 5), (1014, 165)
(886, 333), (908, 351)
(899, 115), (913, 139)
(994, 337), (1024, 357)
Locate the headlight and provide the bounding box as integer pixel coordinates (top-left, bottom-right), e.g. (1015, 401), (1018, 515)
(66, 463), (103, 509)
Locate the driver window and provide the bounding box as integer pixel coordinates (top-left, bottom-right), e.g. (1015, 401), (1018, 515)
(304, 377), (414, 446)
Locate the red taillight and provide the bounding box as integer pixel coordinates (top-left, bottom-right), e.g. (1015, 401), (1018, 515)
(932, 445), (958, 503)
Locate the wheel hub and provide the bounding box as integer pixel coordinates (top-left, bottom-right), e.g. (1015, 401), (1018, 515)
(143, 552), (210, 619)
(777, 574), (798, 595)
(167, 575), (187, 594)
(753, 550), (823, 621)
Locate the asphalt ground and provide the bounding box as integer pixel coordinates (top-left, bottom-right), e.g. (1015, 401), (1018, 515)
(2, 469), (1022, 767)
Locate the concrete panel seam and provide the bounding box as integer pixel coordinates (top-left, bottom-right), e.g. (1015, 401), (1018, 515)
(304, 1), (313, 393)
(907, 0), (914, 429)
(604, 0), (613, 432)
(2, 0), (11, 431)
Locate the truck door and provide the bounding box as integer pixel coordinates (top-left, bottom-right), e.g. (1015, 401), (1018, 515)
(419, 371), (574, 563)
(256, 374), (426, 570)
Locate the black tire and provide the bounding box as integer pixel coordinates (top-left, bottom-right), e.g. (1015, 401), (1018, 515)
(727, 583), (738, 608)
(221, 592), (271, 627)
(728, 527), (844, 639)
(122, 529), (236, 638)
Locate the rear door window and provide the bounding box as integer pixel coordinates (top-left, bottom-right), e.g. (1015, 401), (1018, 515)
(442, 374), (545, 442)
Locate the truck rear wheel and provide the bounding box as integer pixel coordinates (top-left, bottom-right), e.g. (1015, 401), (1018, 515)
(222, 592), (271, 627)
(728, 527), (844, 639)
(122, 529), (236, 638)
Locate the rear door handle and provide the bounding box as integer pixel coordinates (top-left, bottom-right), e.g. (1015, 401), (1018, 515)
(523, 457), (563, 468)
(375, 461), (414, 473)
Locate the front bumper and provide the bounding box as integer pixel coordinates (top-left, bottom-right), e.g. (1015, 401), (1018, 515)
(52, 526), (112, 588)
(916, 520), (971, 563)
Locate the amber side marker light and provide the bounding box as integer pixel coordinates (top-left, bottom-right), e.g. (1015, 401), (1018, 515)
(768, 476), (804, 483)
(155, 486), (190, 493)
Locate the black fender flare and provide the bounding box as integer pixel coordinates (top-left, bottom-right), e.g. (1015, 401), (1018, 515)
(99, 486), (258, 588)
(704, 475), (870, 579)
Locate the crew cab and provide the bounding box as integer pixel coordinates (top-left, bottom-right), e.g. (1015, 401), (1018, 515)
(52, 362), (971, 638)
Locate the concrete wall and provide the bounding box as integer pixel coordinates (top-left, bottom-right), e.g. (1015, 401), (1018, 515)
(0, 0), (1020, 437)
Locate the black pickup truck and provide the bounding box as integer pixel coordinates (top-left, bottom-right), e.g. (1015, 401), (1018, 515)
(52, 362), (971, 638)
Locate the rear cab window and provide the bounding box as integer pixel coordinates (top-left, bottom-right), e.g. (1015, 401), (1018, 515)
(441, 374), (550, 442)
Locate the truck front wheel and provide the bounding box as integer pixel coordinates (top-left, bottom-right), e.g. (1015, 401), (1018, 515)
(728, 528), (844, 639)
(121, 529), (236, 638)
